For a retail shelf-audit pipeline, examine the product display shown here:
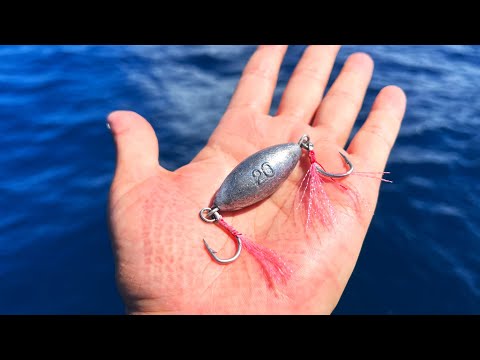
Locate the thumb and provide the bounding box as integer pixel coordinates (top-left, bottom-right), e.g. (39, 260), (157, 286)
(107, 111), (162, 185)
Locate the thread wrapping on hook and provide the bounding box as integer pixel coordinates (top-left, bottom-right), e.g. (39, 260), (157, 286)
(216, 218), (292, 288)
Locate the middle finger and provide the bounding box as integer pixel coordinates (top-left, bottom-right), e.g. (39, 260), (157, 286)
(312, 52), (374, 146)
(276, 45), (340, 124)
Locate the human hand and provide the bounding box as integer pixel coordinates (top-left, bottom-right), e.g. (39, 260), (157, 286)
(108, 45), (406, 314)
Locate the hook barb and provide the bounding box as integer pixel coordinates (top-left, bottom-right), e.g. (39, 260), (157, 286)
(315, 152), (354, 178)
(203, 236), (242, 264)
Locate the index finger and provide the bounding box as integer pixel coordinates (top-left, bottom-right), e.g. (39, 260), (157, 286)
(226, 45), (288, 114)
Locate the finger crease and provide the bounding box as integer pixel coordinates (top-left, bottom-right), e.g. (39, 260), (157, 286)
(242, 67), (275, 81)
(323, 89), (361, 110)
(362, 126), (394, 150)
(292, 67), (329, 83)
(281, 110), (307, 123)
(226, 102), (261, 112)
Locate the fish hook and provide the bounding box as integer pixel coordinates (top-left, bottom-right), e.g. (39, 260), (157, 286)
(315, 152), (354, 179)
(203, 236), (242, 264)
(298, 134), (354, 179)
(200, 207), (243, 264)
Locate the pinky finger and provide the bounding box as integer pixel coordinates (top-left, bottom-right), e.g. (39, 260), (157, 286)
(348, 85), (407, 171)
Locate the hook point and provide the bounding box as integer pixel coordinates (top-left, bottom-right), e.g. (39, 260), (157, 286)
(315, 151), (354, 178)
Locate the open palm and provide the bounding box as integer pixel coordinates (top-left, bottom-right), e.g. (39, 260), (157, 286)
(108, 45), (406, 314)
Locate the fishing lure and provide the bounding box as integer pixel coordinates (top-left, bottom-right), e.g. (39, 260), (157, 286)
(199, 135), (354, 286)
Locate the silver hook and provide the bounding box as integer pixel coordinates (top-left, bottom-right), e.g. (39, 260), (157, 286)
(315, 152), (354, 178)
(200, 207), (242, 264)
(203, 236), (242, 264)
(298, 134), (354, 179)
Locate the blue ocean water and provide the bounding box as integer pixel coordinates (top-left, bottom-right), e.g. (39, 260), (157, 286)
(0, 45), (479, 314)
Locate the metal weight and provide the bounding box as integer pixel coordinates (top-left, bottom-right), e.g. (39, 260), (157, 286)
(213, 143), (302, 212)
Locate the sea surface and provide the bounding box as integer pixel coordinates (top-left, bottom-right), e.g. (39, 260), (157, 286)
(0, 45), (479, 314)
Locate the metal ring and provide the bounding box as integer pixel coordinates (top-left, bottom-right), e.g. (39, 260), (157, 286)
(199, 208), (217, 223)
(298, 134), (314, 151)
(298, 134), (310, 146)
(207, 207), (219, 217)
